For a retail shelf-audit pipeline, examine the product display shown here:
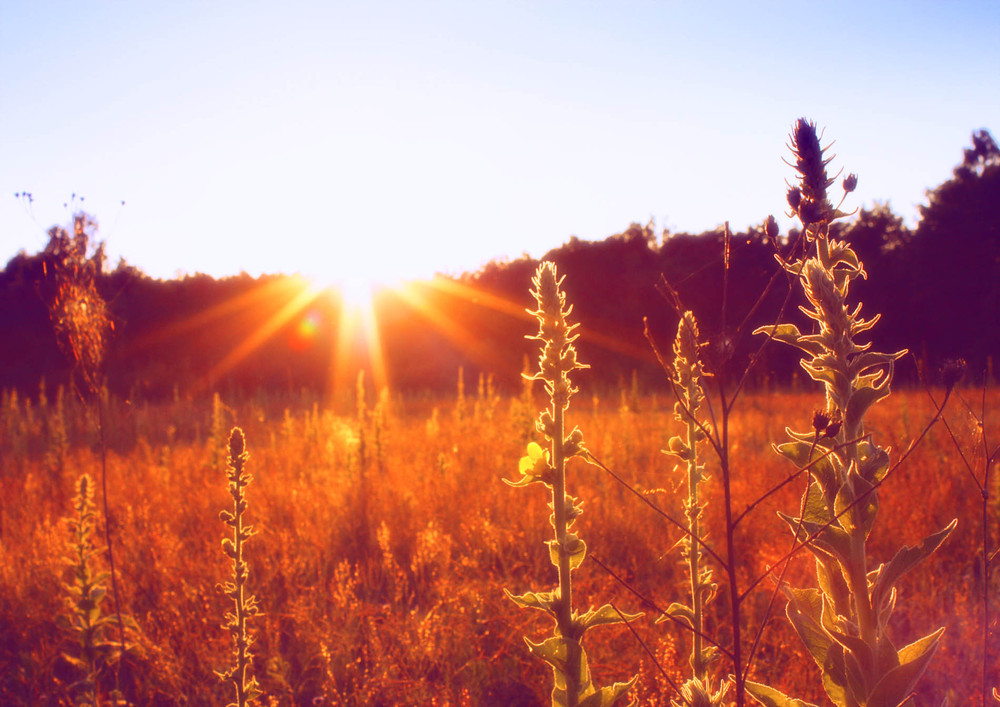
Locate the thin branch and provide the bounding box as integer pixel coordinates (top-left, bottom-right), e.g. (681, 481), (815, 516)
(589, 553), (732, 658)
(584, 451), (725, 569)
(610, 602), (690, 707)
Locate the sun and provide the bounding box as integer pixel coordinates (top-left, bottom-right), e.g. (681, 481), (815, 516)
(336, 275), (378, 315)
(309, 274), (391, 398)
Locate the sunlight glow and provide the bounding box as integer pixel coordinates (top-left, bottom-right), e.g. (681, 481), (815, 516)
(324, 276), (388, 399)
(196, 279), (323, 393)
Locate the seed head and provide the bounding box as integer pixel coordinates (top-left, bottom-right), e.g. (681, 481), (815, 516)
(941, 358), (967, 392)
(229, 427), (246, 459)
(764, 215), (779, 241)
(812, 410), (831, 434)
(790, 119), (835, 202)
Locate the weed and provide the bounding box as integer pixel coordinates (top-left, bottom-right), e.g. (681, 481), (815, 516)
(746, 119), (957, 707)
(59, 473), (135, 706)
(506, 261), (640, 707)
(217, 427), (263, 706)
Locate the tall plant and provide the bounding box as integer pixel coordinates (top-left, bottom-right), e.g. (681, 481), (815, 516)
(505, 261), (640, 707)
(746, 119), (957, 707)
(662, 311), (730, 707)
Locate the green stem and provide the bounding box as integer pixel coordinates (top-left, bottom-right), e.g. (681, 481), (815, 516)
(685, 379), (705, 682)
(552, 396), (580, 706)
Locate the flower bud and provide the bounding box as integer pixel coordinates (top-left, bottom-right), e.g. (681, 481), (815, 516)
(941, 358), (967, 391)
(812, 410), (831, 434)
(786, 187), (802, 211)
(229, 427), (245, 459)
(843, 173), (858, 193)
(764, 215), (779, 241)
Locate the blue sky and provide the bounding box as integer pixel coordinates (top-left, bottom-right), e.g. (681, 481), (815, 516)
(1, 1), (997, 287)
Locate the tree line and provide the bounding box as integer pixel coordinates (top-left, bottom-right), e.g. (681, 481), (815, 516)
(1, 130), (997, 401)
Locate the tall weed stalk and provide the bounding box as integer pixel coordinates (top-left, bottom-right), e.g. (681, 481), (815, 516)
(746, 119), (957, 707)
(218, 427), (262, 706)
(60, 473), (136, 706)
(505, 261), (640, 707)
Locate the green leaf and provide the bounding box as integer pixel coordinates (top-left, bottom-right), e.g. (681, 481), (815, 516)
(577, 603), (642, 631)
(745, 681), (819, 707)
(578, 677), (639, 707)
(503, 473), (547, 488)
(548, 535), (587, 571)
(871, 520), (957, 613)
(778, 512), (852, 564)
(529, 637), (595, 704)
(657, 602), (695, 627)
(867, 628), (945, 707)
(857, 442), (890, 484)
(504, 588), (559, 615)
(844, 384), (891, 437)
(784, 588), (833, 671)
(834, 467), (877, 538)
(775, 442), (838, 491)
(664, 435), (690, 461)
(753, 323), (825, 357)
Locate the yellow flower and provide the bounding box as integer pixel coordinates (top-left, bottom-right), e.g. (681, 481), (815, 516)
(519, 442), (549, 477)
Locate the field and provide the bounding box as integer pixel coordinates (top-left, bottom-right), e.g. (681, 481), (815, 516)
(0, 380), (996, 706)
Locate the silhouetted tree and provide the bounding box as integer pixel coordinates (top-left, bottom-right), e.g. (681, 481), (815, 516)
(909, 129), (1000, 373)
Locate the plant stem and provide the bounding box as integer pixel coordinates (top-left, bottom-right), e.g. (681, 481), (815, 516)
(552, 394), (580, 706)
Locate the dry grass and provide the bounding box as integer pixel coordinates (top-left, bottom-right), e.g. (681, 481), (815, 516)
(0, 383), (995, 706)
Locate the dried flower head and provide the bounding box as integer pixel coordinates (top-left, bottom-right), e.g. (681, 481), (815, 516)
(41, 213), (111, 397)
(764, 214), (780, 241)
(941, 358), (967, 392)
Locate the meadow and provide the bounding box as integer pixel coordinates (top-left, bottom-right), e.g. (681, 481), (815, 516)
(0, 377), (995, 705)
(2, 120), (997, 707)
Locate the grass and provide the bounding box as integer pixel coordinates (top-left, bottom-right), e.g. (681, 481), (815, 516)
(0, 383), (995, 705)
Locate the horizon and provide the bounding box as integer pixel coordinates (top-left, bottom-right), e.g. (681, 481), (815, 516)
(2, 1), (998, 287)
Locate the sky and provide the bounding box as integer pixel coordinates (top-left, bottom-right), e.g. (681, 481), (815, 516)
(1, 1), (998, 288)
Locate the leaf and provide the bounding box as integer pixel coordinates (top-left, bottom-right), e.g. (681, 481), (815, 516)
(577, 604), (642, 631)
(778, 512), (852, 564)
(657, 602), (695, 628)
(578, 677), (639, 707)
(745, 681), (820, 707)
(834, 467), (877, 538)
(753, 323), (826, 357)
(784, 588), (833, 671)
(504, 472), (547, 488)
(505, 588), (559, 615)
(844, 384), (891, 437)
(529, 637), (595, 704)
(857, 442), (890, 484)
(867, 628), (945, 707)
(871, 520), (957, 612)
(548, 535), (587, 571)
(775, 441), (838, 491)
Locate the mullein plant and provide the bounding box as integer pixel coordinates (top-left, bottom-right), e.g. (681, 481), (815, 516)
(217, 427), (262, 706)
(746, 119), (957, 707)
(60, 474), (135, 706)
(505, 261), (640, 707)
(662, 311), (730, 707)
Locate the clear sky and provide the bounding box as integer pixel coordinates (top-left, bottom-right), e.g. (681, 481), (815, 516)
(1, 1), (997, 288)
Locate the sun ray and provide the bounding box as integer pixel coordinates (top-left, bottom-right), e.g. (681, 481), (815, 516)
(124, 276), (311, 355)
(194, 280), (324, 394)
(329, 283), (388, 400)
(389, 281), (509, 374)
